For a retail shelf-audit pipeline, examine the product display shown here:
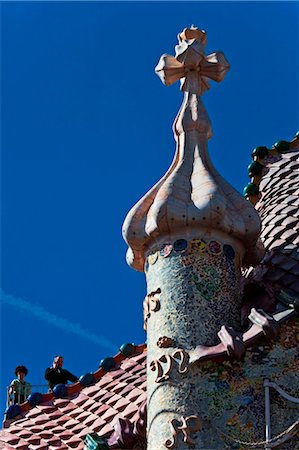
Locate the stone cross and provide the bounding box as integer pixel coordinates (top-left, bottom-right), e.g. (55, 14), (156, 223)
(155, 26), (230, 95)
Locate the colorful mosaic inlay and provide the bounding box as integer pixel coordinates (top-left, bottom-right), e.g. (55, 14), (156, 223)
(194, 319), (299, 449)
(146, 238), (242, 348)
(147, 239), (239, 266)
(147, 320), (299, 449)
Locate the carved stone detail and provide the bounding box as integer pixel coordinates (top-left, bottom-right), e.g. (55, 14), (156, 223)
(164, 415), (202, 449)
(133, 401), (147, 440)
(150, 350), (189, 383)
(155, 26), (229, 96)
(143, 288), (161, 330)
(107, 401), (147, 449)
(172, 350), (189, 374)
(157, 336), (175, 348)
(150, 355), (173, 383)
(217, 325), (245, 361)
(188, 307), (294, 367)
(248, 308), (280, 340)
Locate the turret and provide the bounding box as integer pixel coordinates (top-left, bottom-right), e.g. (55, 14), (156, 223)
(123, 26), (263, 450)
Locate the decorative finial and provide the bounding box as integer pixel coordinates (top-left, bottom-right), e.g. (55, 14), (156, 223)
(155, 26), (230, 95)
(123, 27), (262, 272)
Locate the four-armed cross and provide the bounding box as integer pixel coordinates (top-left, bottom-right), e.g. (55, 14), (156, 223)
(155, 26), (230, 95)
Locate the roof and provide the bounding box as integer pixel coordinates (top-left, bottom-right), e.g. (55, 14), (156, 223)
(0, 345), (146, 450)
(242, 133), (299, 317)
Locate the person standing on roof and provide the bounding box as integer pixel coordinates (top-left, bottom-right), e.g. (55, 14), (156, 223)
(44, 355), (78, 391)
(9, 365), (32, 404)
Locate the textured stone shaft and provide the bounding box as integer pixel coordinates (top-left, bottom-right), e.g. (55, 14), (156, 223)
(146, 237), (243, 348)
(146, 235), (243, 449)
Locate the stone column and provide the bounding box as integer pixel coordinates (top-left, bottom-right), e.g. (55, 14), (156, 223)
(145, 234), (244, 448)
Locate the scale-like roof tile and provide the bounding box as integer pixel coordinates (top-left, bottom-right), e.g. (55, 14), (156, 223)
(1, 345), (146, 450)
(244, 134), (299, 304)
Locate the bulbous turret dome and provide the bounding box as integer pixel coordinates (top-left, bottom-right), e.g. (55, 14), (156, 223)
(123, 26), (263, 272)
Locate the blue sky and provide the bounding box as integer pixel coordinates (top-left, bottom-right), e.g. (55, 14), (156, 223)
(1, 1), (298, 414)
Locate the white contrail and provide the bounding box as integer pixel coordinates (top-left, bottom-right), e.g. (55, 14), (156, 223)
(1, 289), (117, 353)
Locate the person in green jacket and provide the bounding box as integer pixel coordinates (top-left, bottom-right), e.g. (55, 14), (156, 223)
(9, 365), (32, 404)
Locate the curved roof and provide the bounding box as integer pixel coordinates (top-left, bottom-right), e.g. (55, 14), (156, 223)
(242, 134), (299, 316)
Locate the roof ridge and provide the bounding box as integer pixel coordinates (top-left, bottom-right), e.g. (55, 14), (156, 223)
(3, 343), (146, 426)
(243, 132), (299, 205)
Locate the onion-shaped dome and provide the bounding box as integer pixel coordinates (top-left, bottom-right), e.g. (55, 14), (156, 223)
(123, 26), (263, 271)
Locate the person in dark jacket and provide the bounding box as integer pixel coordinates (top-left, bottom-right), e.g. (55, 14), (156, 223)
(45, 355), (78, 390)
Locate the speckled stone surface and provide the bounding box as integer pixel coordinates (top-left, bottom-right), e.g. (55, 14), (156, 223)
(146, 314), (299, 449)
(146, 237), (243, 348)
(146, 236), (245, 449)
(194, 319), (299, 450)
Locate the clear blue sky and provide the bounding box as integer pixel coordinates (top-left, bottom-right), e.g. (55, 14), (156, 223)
(1, 1), (298, 414)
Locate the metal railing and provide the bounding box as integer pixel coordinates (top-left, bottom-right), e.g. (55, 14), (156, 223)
(264, 378), (299, 449)
(6, 384), (48, 407)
